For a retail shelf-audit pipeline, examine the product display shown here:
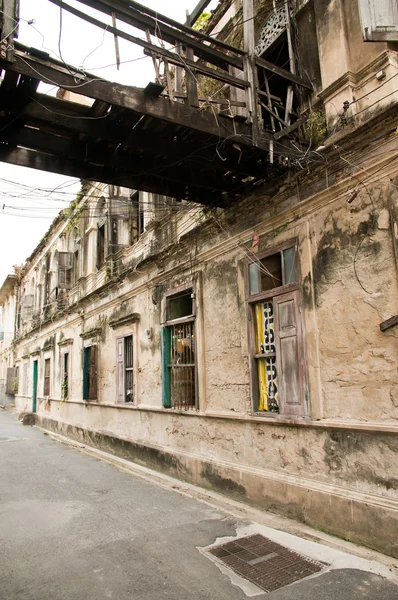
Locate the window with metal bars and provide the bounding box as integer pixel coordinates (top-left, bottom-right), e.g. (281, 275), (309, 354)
(162, 289), (196, 410)
(116, 335), (134, 403)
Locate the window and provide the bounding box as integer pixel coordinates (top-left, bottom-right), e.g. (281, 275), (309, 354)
(130, 191), (145, 243)
(83, 345), (97, 400)
(97, 224), (106, 270)
(58, 252), (74, 290)
(21, 295), (34, 319)
(116, 335), (134, 403)
(43, 358), (51, 397)
(23, 360), (28, 395)
(73, 250), (79, 285)
(6, 366), (18, 395)
(248, 242), (307, 417)
(161, 289), (196, 410)
(62, 352), (69, 400)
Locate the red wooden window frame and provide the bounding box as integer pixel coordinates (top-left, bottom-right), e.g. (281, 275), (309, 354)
(43, 358), (51, 397)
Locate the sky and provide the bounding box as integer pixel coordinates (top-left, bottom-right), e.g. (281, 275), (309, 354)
(0, 0), (218, 284)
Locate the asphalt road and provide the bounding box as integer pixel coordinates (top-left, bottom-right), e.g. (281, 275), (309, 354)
(0, 409), (397, 600)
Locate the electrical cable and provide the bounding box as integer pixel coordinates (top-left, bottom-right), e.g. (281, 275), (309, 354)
(349, 71), (398, 107)
(348, 89), (398, 119)
(27, 94), (115, 120)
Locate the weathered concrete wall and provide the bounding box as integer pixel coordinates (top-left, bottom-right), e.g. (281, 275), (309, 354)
(35, 412), (398, 558)
(299, 183), (398, 422)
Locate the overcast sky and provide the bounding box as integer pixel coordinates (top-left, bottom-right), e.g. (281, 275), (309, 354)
(0, 0), (217, 284)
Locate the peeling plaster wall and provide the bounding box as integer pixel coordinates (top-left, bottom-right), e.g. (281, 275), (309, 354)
(307, 188), (398, 421)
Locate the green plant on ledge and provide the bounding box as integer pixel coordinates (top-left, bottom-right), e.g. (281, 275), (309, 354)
(61, 378), (68, 401)
(12, 377), (19, 393)
(304, 109), (327, 147)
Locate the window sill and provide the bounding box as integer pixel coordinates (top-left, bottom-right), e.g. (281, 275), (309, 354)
(46, 399), (398, 433)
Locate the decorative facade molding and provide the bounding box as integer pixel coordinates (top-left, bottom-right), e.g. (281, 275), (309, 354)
(80, 327), (103, 340)
(57, 337), (74, 347)
(255, 4), (293, 57)
(108, 313), (140, 329)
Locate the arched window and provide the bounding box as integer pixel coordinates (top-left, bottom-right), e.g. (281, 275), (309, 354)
(96, 197), (107, 270)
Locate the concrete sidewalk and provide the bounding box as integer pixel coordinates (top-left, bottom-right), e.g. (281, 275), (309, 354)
(0, 408), (397, 600)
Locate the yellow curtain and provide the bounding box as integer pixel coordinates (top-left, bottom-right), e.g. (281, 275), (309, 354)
(255, 304), (268, 411)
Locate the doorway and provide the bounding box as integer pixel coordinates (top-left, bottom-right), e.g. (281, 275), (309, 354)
(32, 361), (38, 412)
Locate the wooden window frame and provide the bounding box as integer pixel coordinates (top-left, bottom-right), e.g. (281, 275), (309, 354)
(43, 358), (51, 397)
(58, 252), (74, 291)
(163, 284), (196, 324)
(246, 239), (309, 419)
(116, 334), (134, 404)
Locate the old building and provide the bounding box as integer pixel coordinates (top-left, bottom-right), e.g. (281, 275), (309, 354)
(0, 274), (18, 406)
(1, 0), (398, 557)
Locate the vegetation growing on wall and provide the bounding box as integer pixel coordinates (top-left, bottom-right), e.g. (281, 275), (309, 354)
(62, 179), (91, 233)
(304, 109), (327, 147)
(193, 12), (211, 31)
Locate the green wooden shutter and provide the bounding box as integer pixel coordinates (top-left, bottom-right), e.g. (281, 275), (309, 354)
(161, 327), (171, 408)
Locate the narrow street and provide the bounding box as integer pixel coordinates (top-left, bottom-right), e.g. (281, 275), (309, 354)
(0, 408), (397, 600)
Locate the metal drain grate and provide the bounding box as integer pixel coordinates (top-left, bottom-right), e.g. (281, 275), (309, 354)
(208, 534), (325, 593)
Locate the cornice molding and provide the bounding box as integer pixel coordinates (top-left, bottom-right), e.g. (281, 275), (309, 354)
(318, 51), (393, 102)
(80, 327), (103, 340)
(57, 338), (74, 347)
(108, 313), (140, 329)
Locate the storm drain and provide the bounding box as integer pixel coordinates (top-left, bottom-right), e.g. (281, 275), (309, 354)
(208, 534), (325, 593)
